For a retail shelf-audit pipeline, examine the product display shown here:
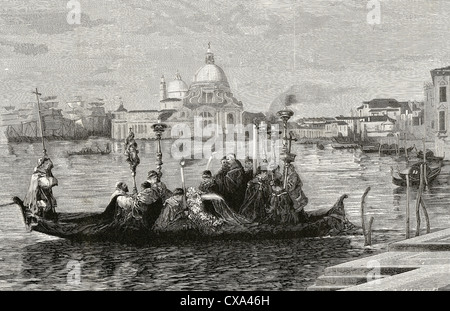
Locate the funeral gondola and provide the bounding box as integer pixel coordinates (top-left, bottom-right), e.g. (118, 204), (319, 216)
(11, 193), (354, 244)
(10, 96), (359, 244)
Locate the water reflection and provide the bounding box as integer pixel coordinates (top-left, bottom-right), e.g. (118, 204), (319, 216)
(4, 138), (450, 290)
(18, 235), (364, 290)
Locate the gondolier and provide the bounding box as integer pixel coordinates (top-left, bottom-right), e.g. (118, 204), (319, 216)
(23, 156), (58, 221)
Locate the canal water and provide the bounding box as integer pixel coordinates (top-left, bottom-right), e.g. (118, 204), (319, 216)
(1, 138), (450, 290)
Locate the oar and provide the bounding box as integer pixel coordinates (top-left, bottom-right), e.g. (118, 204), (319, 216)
(0, 202), (14, 207)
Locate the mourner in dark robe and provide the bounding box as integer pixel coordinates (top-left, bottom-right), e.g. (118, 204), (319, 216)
(239, 167), (271, 222)
(213, 156), (229, 195)
(198, 170), (250, 226)
(110, 182), (129, 200)
(198, 170), (219, 194)
(243, 157), (254, 186)
(222, 153), (246, 212)
(115, 170), (166, 229)
(285, 163), (309, 222)
(153, 188), (191, 231)
(23, 156), (58, 220)
(266, 179), (299, 225)
(269, 164), (284, 184)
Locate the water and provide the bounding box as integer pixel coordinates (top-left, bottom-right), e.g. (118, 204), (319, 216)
(1, 138), (450, 290)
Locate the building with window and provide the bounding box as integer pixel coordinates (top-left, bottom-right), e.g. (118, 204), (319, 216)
(111, 45), (244, 140)
(356, 98), (407, 119)
(427, 66), (450, 157)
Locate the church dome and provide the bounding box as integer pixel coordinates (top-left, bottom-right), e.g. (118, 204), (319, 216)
(193, 64), (229, 85)
(167, 72), (188, 99)
(191, 45), (230, 87)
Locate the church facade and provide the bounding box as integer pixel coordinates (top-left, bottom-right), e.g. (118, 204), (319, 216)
(111, 46), (244, 140)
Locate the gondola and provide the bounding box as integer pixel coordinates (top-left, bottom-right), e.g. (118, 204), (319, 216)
(331, 142), (359, 149)
(67, 147), (111, 156)
(391, 161), (442, 187)
(12, 102), (358, 244)
(11, 194), (354, 244)
(416, 149), (444, 162)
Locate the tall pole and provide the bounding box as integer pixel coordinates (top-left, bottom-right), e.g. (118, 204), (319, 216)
(252, 120), (259, 175)
(124, 128), (140, 194)
(277, 109), (295, 189)
(33, 88), (47, 157)
(422, 138), (426, 163)
(180, 158), (187, 210)
(405, 170), (410, 239)
(152, 120), (168, 181)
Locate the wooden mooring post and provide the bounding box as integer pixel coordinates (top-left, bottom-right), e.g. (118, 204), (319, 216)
(360, 187), (374, 246)
(415, 163), (431, 236)
(405, 169), (411, 239)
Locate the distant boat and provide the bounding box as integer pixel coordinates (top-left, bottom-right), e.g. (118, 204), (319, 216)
(68, 145), (111, 156)
(391, 161), (442, 187)
(316, 142), (325, 150)
(331, 142), (359, 149)
(361, 144), (380, 153)
(416, 149), (444, 162)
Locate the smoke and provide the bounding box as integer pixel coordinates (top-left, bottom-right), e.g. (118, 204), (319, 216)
(285, 94), (297, 106)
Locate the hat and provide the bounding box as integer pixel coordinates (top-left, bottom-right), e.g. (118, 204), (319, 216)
(115, 182), (128, 192)
(147, 170), (158, 179)
(37, 156), (50, 166)
(202, 170), (212, 178)
(173, 188), (184, 196)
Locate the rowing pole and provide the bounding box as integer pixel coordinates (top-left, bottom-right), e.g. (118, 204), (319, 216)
(0, 202), (14, 207)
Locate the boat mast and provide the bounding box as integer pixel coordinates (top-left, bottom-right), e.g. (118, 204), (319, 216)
(33, 88), (47, 157)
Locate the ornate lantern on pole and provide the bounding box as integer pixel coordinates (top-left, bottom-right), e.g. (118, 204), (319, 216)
(151, 119), (167, 181)
(124, 127), (140, 193)
(277, 109), (296, 189)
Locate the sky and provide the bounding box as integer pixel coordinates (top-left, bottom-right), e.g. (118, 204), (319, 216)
(0, 0), (449, 117)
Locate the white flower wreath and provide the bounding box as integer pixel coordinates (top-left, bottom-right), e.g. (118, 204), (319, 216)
(186, 187), (224, 227)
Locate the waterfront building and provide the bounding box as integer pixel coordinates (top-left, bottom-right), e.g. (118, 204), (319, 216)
(394, 100), (424, 139)
(356, 98), (406, 119)
(359, 115), (396, 139)
(355, 98), (425, 140)
(292, 118), (349, 138)
(426, 66), (450, 157)
(111, 45), (244, 140)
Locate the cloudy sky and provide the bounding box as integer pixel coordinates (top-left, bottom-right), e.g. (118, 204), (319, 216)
(0, 0), (449, 116)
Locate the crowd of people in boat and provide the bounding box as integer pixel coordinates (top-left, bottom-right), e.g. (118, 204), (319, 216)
(23, 152), (310, 231)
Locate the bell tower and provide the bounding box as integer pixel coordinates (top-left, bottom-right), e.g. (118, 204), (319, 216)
(160, 75), (167, 101)
(205, 42), (215, 64)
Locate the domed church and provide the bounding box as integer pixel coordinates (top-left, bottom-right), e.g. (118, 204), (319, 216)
(160, 44), (244, 131)
(111, 44), (244, 140)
